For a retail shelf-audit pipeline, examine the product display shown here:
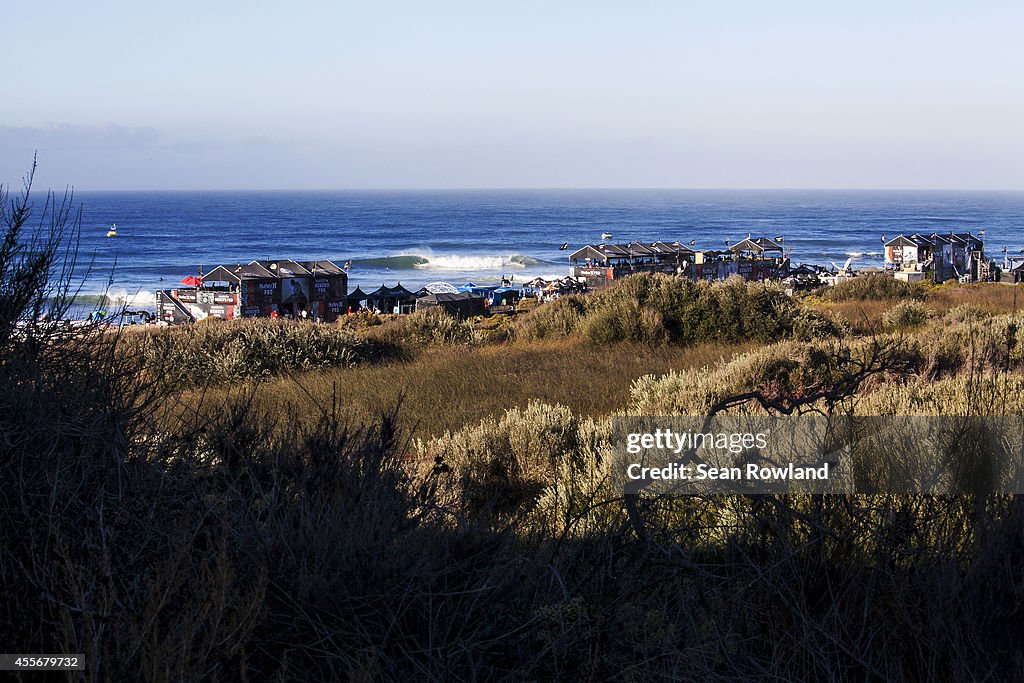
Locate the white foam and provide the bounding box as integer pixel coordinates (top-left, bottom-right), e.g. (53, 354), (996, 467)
(85, 288), (157, 308)
(413, 254), (528, 270)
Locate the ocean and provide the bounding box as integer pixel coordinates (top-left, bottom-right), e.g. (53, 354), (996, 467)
(66, 189), (1024, 310)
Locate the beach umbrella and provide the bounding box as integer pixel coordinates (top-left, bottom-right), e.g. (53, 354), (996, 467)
(180, 275), (203, 287)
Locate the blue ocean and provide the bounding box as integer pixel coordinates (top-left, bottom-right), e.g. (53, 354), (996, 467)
(67, 189), (1024, 309)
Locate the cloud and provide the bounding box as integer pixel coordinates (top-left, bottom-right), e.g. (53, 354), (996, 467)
(2, 122), (1023, 191)
(0, 123), (161, 151)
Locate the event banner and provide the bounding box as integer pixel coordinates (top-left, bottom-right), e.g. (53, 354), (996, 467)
(613, 416), (1024, 495)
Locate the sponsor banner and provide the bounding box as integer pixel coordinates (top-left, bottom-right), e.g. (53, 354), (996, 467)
(312, 276), (346, 301)
(280, 277), (311, 304)
(213, 292), (236, 304)
(576, 268), (613, 278)
(246, 280), (279, 304)
(175, 290), (197, 303)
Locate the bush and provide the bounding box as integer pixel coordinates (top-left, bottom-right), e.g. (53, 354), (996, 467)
(514, 294), (586, 340)
(419, 401), (587, 517)
(883, 300), (929, 329)
(515, 274), (840, 347)
(398, 306), (475, 346)
(944, 303), (990, 325)
(123, 318), (387, 387)
(628, 335), (925, 415)
(923, 314), (1023, 379)
(824, 274), (927, 302)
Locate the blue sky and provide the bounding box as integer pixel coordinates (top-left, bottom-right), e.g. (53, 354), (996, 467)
(2, 1), (1022, 190)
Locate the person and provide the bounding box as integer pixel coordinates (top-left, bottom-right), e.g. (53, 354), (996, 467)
(270, 309), (278, 319)
(300, 308), (308, 320)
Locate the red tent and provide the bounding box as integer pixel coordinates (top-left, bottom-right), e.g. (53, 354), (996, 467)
(180, 275), (203, 287)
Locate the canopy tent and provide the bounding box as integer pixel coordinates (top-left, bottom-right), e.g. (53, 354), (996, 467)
(366, 283), (417, 313)
(489, 286), (520, 306)
(416, 291), (487, 318)
(347, 286), (369, 307)
(180, 275), (203, 287)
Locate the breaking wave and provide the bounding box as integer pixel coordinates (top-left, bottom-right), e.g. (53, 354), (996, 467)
(73, 289), (156, 308)
(353, 253), (546, 271)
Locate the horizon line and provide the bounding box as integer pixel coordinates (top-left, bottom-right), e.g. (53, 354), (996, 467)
(69, 186), (1024, 194)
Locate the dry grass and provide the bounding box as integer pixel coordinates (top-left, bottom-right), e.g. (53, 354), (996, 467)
(811, 282), (1022, 333)
(927, 281), (1023, 315)
(175, 338), (754, 439)
(811, 299), (893, 333)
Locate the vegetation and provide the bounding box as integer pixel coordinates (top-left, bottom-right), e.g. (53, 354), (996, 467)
(514, 273), (844, 346)
(176, 339), (746, 440)
(5, 170), (1024, 680)
(882, 299), (930, 329)
(122, 317), (394, 388)
(823, 272), (928, 301)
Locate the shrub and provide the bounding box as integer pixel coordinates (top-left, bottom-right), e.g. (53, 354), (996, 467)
(883, 300), (929, 329)
(790, 306), (850, 341)
(924, 314), (1023, 378)
(419, 401), (587, 517)
(123, 319), (386, 387)
(398, 306), (475, 346)
(514, 294), (586, 340)
(824, 274), (927, 302)
(628, 336), (924, 415)
(944, 303), (990, 325)
(515, 274), (839, 347)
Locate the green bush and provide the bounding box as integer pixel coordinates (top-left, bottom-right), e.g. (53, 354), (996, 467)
(399, 306), (475, 346)
(515, 274), (840, 347)
(628, 335), (925, 416)
(824, 274), (928, 302)
(883, 300), (929, 329)
(420, 401), (587, 517)
(944, 303), (990, 325)
(124, 319), (386, 387)
(924, 314), (1023, 378)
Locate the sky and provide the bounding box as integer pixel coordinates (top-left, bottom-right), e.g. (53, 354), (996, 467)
(2, 0), (1023, 190)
